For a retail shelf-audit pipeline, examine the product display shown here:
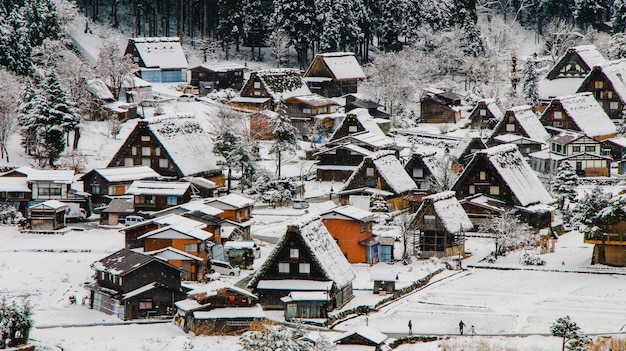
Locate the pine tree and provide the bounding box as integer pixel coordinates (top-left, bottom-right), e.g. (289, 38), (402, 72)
(269, 101), (299, 178)
(551, 162), (579, 201)
(574, 0), (603, 29)
(609, 33), (626, 59)
(239, 323), (314, 351)
(614, 0), (626, 33)
(378, 0), (405, 51)
(272, 0), (318, 68)
(521, 58), (539, 107)
(217, 0), (243, 59)
(0, 297), (33, 348)
(17, 80), (39, 156)
(550, 316), (591, 351)
(45, 72), (81, 149)
(319, 0), (363, 52)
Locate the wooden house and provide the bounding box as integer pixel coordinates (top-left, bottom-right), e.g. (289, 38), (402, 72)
(340, 151), (417, 211)
(79, 166), (160, 207)
(540, 93), (617, 141)
(410, 191), (474, 258)
(303, 52), (366, 97)
(404, 150), (448, 193)
(584, 215), (626, 266)
(468, 98), (503, 130)
(124, 37), (188, 83)
(314, 144), (373, 182)
(189, 63), (247, 94)
(0, 176), (30, 214)
(87, 248), (184, 320)
(538, 45), (606, 103)
(602, 136), (626, 161)
(280, 291), (331, 321)
(328, 110), (389, 143)
(205, 194), (254, 224)
(529, 131), (611, 177)
(452, 144), (555, 227)
(283, 94), (340, 136)
(490, 105), (549, 144)
(450, 137), (488, 167)
(143, 246), (204, 281)
(247, 215), (356, 313)
(228, 69), (310, 111)
(320, 205), (377, 264)
(419, 88), (464, 123)
(577, 59), (626, 119)
(174, 281), (263, 334)
(100, 196), (135, 225)
(334, 326), (389, 349)
(371, 272), (399, 295)
(86, 78), (135, 121)
(126, 181), (191, 212)
(107, 115), (224, 184)
(28, 200), (68, 231)
(116, 74), (152, 104)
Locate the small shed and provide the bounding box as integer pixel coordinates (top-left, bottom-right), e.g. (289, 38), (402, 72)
(281, 291), (330, 320)
(370, 272), (398, 295)
(191, 304), (265, 335)
(378, 237), (395, 263)
(29, 200), (68, 231)
(335, 326), (389, 348)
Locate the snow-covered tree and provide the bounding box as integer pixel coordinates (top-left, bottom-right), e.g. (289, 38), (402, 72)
(0, 297), (33, 348)
(455, 0), (485, 57)
(574, 0), (604, 30)
(608, 33), (626, 60)
(614, 0), (626, 33)
(268, 29), (290, 68)
(45, 72), (81, 149)
(551, 162), (579, 202)
(241, 0), (272, 61)
(269, 101), (299, 179)
(571, 186), (626, 264)
(95, 39), (138, 100)
(17, 80), (39, 156)
(543, 20), (583, 64)
(480, 210), (536, 257)
(0, 68), (21, 162)
(318, 0), (363, 52)
(425, 155), (458, 194)
(550, 316), (591, 351)
(396, 211), (417, 260)
(239, 324), (314, 351)
(378, 0), (405, 51)
(272, 0), (318, 69)
(217, 0), (243, 59)
(521, 58), (539, 107)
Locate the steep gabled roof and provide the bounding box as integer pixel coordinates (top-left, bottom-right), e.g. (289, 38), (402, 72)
(343, 151), (417, 195)
(248, 214), (355, 289)
(578, 59), (626, 104)
(206, 194), (255, 209)
(320, 205), (374, 222)
(306, 52), (366, 80)
(547, 45), (606, 80)
(91, 248), (174, 276)
(129, 37), (188, 69)
(254, 69), (311, 102)
(547, 93), (616, 138)
(497, 105), (549, 142)
(335, 326), (388, 345)
(477, 145), (554, 206)
(416, 191), (474, 233)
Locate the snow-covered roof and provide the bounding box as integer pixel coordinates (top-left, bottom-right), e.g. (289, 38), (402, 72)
(320, 205), (374, 222)
(335, 326), (388, 345)
(145, 115), (220, 177)
(27, 169), (74, 184)
(287, 93), (339, 107)
(504, 105), (549, 142)
(179, 201), (223, 216)
(206, 194), (255, 209)
(144, 246), (204, 262)
(421, 191), (474, 233)
(549, 93), (616, 138)
(191, 62), (247, 72)
(280, 291), (329, 302)
(188, 280), (257, 300)
(479, 145), (554, 206)
(229, 96), (271, 104)
(223, 241), (257, 250)
(174, 299), (210, 312)
(571, 45), (607, 69)
(313, 143), (373, 158)
(86, 79), (115, 100)
(93, 166), (160, 182)
(249, 214), (355, 290)
(470, 98), (504, 120)
(91, 249), (167, 276)
(0, 177), (29, 192)
(130, 37), (188, 69)
(492, 134), (544, 144)
(122, 282), (159, 300)
(126, 180), (190, 196)
(193, 304), (265, 319)
(538, 77), (584, 101)
(137, 224), (212, 241)
(586, 59), (626, 103)
(344, 151), (417, 195)
(255, 280), (333, 291)
(314, 52), (366, 80)
(29, 200), (68, 210)
(254, 68), (311, 101)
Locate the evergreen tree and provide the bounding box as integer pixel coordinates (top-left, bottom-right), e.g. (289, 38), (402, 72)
(550, 316), (591, 351)
(242, 0), (272, 61)
(378, 0), (404, 51)
(272, 0), (318, 68)
(269, 101), (299, 179)
(217, 0), (243, 59)
(574, 0), (604, 29)
(319, 0), (363, 52)
(614, 0), (626, 33)
(239, 324), (313, 351)
(608, 33), (626, 59)
(17, 80), (38, 156)
(551, 162), (579, 201)
(454, 0), (484, 57)
(45, 72), (81, 149)
(0, 297), (33, 348)
(521, 58), (539, 107)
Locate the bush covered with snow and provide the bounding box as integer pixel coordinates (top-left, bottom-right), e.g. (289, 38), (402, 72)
(520, 253), (546, 266)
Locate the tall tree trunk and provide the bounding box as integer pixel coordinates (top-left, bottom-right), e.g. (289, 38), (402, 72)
(111, 0), (118, 27)
(73, 128), (81, 150)
(178, 0), (184, 39)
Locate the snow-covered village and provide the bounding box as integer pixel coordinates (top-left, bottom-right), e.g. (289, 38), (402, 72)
(3, 0), (626, 350)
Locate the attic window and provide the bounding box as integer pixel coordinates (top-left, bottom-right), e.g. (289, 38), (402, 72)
(299, 263), (310, 274)
(553, 111), (562, 120)
(290, 248), (299, 258)
(480, 109), (486, 116)
(141, 135), (150, 141)
(506, 124), (515, 132)
(479, 171), (486, 180)
(594, 81), (603, 89)
(278, 262), (290, 273)
(610, 102), (619, 110)
(412, 168), (424, 178)
(349, 125), (357, 132)
(366, 168), (375, 177)
(489, 186), (500, 195)
(469, 185), (476, 194)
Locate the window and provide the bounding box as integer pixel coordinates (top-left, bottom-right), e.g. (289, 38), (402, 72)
(556, 144), (562, 153)
(366, 168), (375, 177)
(595, 81), (604, 89)
(278, 262), (290, 273)
(424, 214), (436, 227)
(506, 124), (515, 132)
(585, 145), (596, 152)
(480, 109), (486, 116)
(479, 171), (486, 180)
(166, 196), (177, 205)
(489, 186), (500, 195)
(253, 82), (261, 89)
(141, 158), (150, 166)
(607, 91), (613, 99)
(412, 168), (424, 178)
(299, 263), (310, 274)
(572, 146), (581, 153)
(360, 223), (367, 232)
(254, 90), (261, 96)
(37, 186), (62, 196)
(124, 158), (134, 166)
(144, 195), (154, 204)
(348, 125), (358, 132)
(139, 298), (153, 310)
(303, 108), (312, 114)
(142, 147), (151, 156)
(610, 101), (619, 110)
(141, 135), (150, 142)
(159, 158), (168, 168)
(91, 184), (101, 194)
(469, 185), (476, 194)
(184, 244), (198, 252)
(155, 147), (160, 156)
(131, 146), (137, 156)
(553, 111), (562, 120)
(290, 248), (299, 258)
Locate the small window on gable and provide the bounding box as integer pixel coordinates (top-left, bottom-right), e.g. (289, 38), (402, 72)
(610, 101), (619, 110)
(141, 158), (150, 166)
(348, 125), (357, 132)
(469, 185), (475, 194)
(159, 158), (168, 168)
(506, 124), (515, 132)
(553, 111), (562, 120)
(290, 248), (299, 258)
(299, 263), (310, 274)
(142, 147), (151, 156)
(141, 135), (150, 142)
(479, 171), (486, 180)
(124, 158), (134, 167)
(278, 262), (290, 273)
(595, 81), (604, 89)
(366, 167), (375, 177)
(155, 147), (160, 156)
(489, 186), (500, 195)
(480, 109), (486, 116)
(412, 168), (424, 178)
(131, 146), (137, 156)
(253, 81), (261, 89)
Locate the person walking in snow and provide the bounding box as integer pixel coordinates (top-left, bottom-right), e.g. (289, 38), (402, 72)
(459, 320), (466, 335)
(470, 325), (475, 336)
(408, 320), (413, 335)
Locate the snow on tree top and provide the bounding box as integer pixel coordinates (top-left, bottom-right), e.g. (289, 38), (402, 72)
(550, 93), (616, 137)
(129, 37), (188, 69)
(479, 145), (554, 206)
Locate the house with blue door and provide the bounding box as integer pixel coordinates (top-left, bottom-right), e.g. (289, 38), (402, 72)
(124, 37), (188, 83)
